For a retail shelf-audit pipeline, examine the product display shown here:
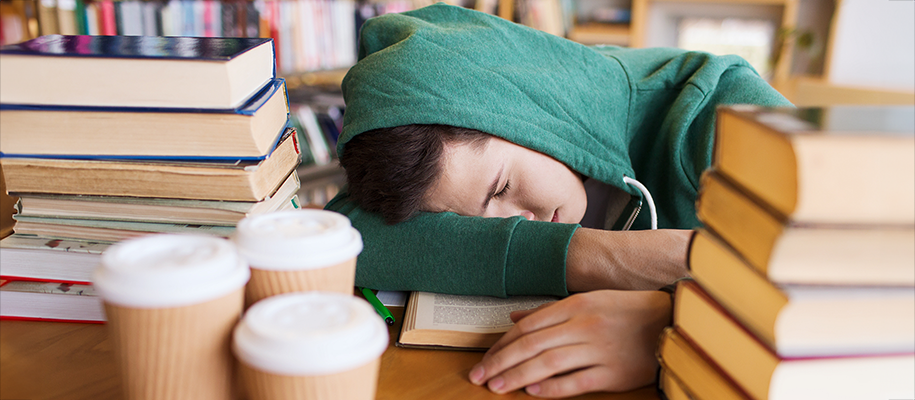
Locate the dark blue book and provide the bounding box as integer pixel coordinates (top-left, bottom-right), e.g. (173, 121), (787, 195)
(0, 35), (276, 109)
(0, 78), (289, 161)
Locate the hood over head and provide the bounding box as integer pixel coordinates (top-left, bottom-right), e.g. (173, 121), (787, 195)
(339, 3), (637, 195)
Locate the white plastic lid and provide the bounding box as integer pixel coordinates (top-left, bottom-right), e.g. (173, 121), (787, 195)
(233, 209), (363, 270)
(93, 234), (250, 308)
(232, 291), (388, 376)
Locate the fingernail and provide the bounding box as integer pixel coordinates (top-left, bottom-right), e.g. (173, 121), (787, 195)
(488, 377), (505, 393)
(526, 384), (541, 396)
(469, 365), (485, 384)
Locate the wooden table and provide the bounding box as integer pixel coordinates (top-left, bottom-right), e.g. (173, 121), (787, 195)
(0, 307), (660, 400)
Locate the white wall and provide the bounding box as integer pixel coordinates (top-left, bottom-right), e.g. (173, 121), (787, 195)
(827, 0), (915, 92)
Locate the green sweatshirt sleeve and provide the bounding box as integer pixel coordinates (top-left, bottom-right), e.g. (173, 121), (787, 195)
(325, 191), (577, 297)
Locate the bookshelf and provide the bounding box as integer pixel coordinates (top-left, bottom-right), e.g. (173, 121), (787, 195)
(0, 0), (417, 75)
(630, 0), (798, 83)
(500, 0), (838, 86)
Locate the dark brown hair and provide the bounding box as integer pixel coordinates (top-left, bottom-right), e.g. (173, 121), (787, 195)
(339, 124), (491, 224)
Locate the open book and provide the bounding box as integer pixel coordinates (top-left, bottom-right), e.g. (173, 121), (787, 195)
(397, 291), (557, 351)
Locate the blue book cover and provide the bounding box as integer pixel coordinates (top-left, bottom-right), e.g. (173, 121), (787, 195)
(0, 35), (277, 110)
(0, 76), (285, 116)
(0, 34), (273, 62)
(0, 79), (290, 162)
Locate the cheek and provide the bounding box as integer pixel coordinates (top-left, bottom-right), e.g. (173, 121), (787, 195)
(570, 180), (589, 218)
(559, 168), (588, 222)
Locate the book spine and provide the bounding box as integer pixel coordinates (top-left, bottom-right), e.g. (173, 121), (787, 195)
(55, 0), (78, 34)
(247, 0), (261, 38)
(220, 0), (236, 37)
(113, 0), (122, 34)
(98, 0), (115, 35)
(37, 0), (60, 35)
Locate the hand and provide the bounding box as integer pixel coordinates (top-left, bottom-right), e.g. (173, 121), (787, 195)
(468, 290), (672, 398)
(566, 229), (693, 291)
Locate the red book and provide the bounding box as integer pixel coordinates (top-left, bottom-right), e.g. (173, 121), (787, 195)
(267, 0), (280, 72)
(0, 279), (106, 324)
(97, 0), (116, 35)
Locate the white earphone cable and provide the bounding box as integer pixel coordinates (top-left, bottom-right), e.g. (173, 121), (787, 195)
(622, 176), (657, 230)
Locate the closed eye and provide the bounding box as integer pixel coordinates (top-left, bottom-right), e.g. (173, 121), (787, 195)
(493, 181), (511, 199)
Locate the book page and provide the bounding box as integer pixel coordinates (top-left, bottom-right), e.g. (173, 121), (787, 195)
(414, 292), (556, 334)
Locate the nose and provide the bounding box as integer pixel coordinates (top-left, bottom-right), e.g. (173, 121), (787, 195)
(485, 203), (538, 221)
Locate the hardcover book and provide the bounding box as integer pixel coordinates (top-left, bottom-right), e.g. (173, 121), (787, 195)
(397, 291), (556, 350)
(695, 170), (915, 286)
(714, 105), (914, 225)
(0, 126), (300, 201)
(674, 280), (915, 400)
(0, 78), (290, 160)
(0, 235), (109, 284)
(689, 229), (915, 358)
(0, 35), (275, 109)
(14, 170), (300, 226)
(658, 368), (697, 400)
(11, 215), (237, 242)
(657, 327), (748, 400)
(0, 279), (105, 323)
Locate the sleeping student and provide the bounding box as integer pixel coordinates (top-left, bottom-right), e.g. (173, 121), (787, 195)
(325, 3), (792, 397)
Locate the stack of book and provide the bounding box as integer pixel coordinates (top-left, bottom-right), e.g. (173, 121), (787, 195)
(659, 105), (915, 399)
(0, 35), (301, 322)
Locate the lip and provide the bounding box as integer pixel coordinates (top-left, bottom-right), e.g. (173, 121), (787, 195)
(551, 210), (559, 223)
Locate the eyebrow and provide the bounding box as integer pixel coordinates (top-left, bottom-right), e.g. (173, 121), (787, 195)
(481, 166), (503, 213)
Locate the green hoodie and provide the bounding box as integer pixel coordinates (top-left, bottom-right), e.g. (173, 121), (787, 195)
(326, 3), (792, 297)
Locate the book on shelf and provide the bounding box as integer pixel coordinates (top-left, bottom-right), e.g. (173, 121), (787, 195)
(657, 327), (748, 400)
(397, 291), (557, 350)
(0, 279), (105, 323)
(695, 170), (915, 286)
(36, 0), (60, 36)
(688, 229), (915, 358)
(674, 280), (915, 400)
(516, 0), (565, 37)
(0, 235), (109, 284)
(0, 1), (35, 46)
(566, 23), (630, 46)
(0, 78), (290, 160)
(0, 126), (301, 201)
(0, 35), (275, 109)
(291, 104), (332, 166)
(13, 170), (300, 226)
(55, 0), (79, 35)
(713, 105), (914, 225)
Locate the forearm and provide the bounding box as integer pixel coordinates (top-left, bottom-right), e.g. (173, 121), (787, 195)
(566, 228), (692, 292)
(327, 191), (573, 297)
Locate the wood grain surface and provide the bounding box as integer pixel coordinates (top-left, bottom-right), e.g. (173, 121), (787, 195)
(0, 307), (660, 400)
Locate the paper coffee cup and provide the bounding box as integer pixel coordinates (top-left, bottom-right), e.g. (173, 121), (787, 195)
(233, 291), (388, 400)
(93, 234), (250, 400)
(234, 209), (363, 307)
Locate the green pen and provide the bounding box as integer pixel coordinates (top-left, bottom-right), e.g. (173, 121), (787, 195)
(361, 287), (395, 325)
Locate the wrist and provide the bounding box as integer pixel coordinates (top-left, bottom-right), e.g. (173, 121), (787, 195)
(566, 228), (692, 292)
